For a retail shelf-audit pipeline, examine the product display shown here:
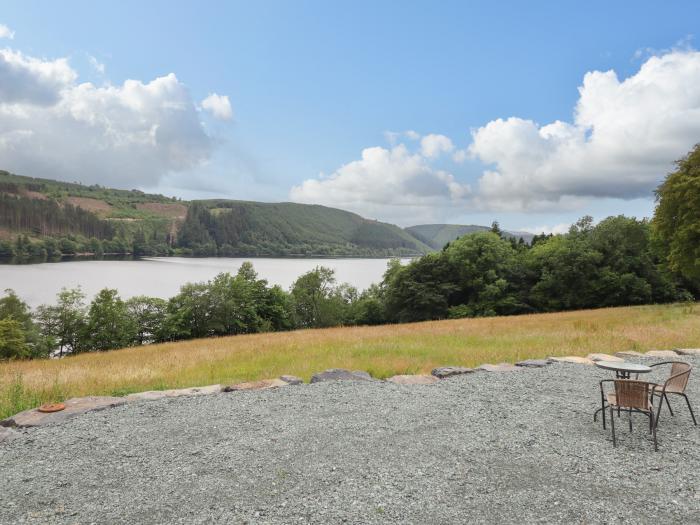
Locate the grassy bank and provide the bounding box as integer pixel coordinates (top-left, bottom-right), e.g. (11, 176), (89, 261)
(2, 303), (699, 419)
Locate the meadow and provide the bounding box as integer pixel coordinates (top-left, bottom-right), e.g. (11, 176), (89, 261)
(1, 302), (699, 420)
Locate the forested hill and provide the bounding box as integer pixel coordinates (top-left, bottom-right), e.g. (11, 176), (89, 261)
(406, 224), (534, 250)
(0, 170), (430, 258)
(179, 200), (431, 256)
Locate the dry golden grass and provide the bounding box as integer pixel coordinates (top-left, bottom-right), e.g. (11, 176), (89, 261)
(2, 303), (699, 419)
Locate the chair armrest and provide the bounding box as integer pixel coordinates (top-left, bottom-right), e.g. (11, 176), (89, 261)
(599, 378), (614, 394)
(648, 361), (676, 368)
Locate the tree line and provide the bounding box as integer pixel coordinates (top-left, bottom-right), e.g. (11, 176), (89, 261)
(1, 144), (699, 360)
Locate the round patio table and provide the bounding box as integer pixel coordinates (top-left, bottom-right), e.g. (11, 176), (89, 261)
(593, 361), (653, 423)
(594, 360), (651, 379)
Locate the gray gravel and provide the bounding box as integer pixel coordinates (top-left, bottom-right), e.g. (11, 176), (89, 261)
(1, 356), (699, 524)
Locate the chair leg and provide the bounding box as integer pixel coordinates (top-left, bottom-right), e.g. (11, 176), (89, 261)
(664, 394), (674, 416)
(655, 395), (663, 425)
(602, 402), (606, 430)
(628, 408), (633, 432)
(651, 412), (658, 452)
(681, 394), (697, 426)
(610, 405), (616, 448)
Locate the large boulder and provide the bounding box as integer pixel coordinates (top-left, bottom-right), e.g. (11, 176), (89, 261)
(675, 348), (700, 356)
(547, 356), (595, 365)
(645, 350), (680, 358)
(386, 374), (438, 385)
(1, 396), (126, 428)
(587, 353), (624, 363)
(615, 351), (646, 358)
(477, 363), (520, 372)
(515, 359), (550, 368)
(431, 366), (475, 379)
(126, 384), (221, 402)
(279, 375), (304, 385)
(222, 379), (288, 392)
(310, 369), (375, 383)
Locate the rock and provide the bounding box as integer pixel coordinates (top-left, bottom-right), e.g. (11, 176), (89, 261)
(1, 396), (126, 429)
(310, 369), (375, 383)
(386, 374), (439, 385)
(280, 375), (304, 385)
(126, 384), (221, 402)
(547, 356), (595, 365)
(675, 348), (700, 356)
(0, 426), (20, 443)
(477, 363), (520, 372)
(222, 379), (288, 392)
(431, 366), (475, 379)
(587, 353), (624, 363)
(645, 350), (679, 358)
(614, 351), (646, 358)
(515, 359), (550, 368)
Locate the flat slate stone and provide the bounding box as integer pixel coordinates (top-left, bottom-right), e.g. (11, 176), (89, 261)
(587, 353), (624, 363)
(222, 379), (288, 392)
(310, 369), (375, 383)
(675, 348), (700, 356)
(645, 350), (679, 358)
(386, 374), (438, 385)
(279, 375), (304, 385)
(431, 366), (475, 379)
(126, 384), (221, 402)
(1, 396), (126, 429)
(0, 426), (20, 443)
(477, 363), (520, 372)
(614, 351), (646, 358)
(547, 356), (595, 365)
(515, 359), (550, 368)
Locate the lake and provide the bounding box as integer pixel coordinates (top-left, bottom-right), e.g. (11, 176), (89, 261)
(0, 257), (408, 308)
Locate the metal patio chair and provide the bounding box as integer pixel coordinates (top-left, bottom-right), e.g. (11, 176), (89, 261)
(604, 379), (658, 451)
(646, 361), (696, 426)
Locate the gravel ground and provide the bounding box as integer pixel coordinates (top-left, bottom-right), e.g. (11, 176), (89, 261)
(1, 356), (699, 524)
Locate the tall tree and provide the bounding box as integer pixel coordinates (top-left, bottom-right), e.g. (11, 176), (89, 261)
(653, 143), (700, 284)
(84, 289), (136, 351)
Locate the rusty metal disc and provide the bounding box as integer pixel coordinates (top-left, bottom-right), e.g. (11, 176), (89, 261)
(37, 402), (66, 413)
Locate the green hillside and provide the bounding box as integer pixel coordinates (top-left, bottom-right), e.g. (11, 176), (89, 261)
(406, 224), (533, 249)
(0, 170), (430, 259)
(179, 200), (432, 256)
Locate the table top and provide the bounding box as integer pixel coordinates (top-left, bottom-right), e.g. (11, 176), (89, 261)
(594, 361), (652, 374)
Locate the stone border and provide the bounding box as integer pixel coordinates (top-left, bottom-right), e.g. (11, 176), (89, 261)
(2, 348), (696, 430)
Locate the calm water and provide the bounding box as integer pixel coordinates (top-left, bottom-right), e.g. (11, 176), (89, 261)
(0, 257), (407, 307)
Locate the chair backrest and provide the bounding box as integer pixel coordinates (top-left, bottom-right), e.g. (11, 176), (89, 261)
(667, 362), (691, 392)
(614, 380), (652, 410)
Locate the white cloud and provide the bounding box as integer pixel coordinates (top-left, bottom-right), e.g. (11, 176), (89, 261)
(384, 129), (421, 145)
(290, 143), (471, 224)
(469, 50), (700, 211)
(0, 44), (220, 188)
(201, 93), (233, 120)
(88, 55), (105, 74)
(0, 24), (14, 40)
(522, 223), (571, 235)
(420, 133), (453, 158)
(0, 48), (76, 105)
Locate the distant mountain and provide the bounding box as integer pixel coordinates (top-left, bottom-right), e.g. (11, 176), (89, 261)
(405, 224), (534, 250)
(0, 170), (430, 257)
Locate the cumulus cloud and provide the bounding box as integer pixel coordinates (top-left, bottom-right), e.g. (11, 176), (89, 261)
(0, 44), (231, 188)
(0, 24), (14, 39)
(0, 49), (76, 105)
(420, 133), (453, 158)
(469, 50), (700, 211)
(290, 143), (471, 224)
(201, 93), (233, 120)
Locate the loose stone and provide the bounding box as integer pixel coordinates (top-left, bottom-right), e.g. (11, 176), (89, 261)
(431, 366), (475, 379)
(310, 369), (375, 383)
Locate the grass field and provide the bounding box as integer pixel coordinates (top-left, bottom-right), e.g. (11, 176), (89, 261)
(2, 303), (699, 420)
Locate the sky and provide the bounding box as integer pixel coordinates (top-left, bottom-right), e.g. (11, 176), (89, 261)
(1, 1), (700, 233)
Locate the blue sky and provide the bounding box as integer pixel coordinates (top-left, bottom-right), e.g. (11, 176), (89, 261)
(1, 1), (700, 231)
